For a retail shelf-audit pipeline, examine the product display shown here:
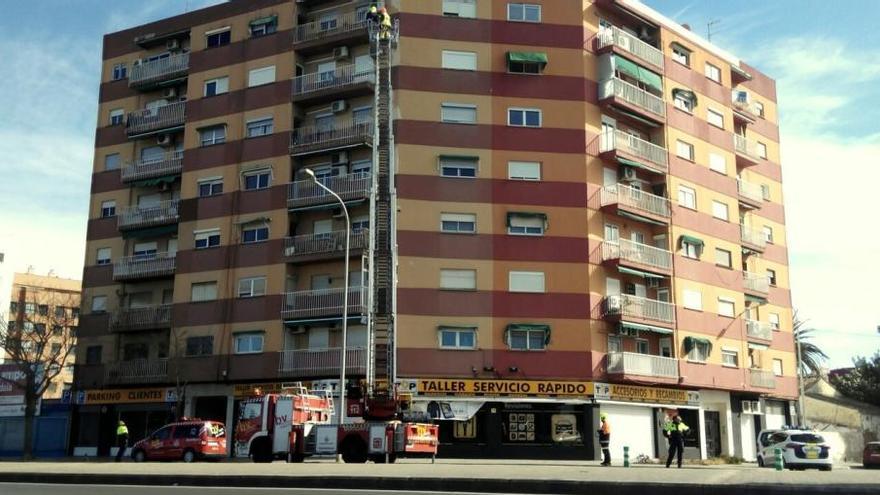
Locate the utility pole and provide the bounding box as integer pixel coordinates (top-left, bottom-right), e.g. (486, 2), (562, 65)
(796, 333), (806, 426)
(707, 19), (721, 42)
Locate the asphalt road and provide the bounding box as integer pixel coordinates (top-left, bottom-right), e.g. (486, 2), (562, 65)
(0, 485), (512, 495)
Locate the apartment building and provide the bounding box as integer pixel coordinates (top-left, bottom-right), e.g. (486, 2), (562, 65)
(76, 0), (795, 461)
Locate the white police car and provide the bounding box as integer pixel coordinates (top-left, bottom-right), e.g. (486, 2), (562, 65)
(756, 428), (832, 471)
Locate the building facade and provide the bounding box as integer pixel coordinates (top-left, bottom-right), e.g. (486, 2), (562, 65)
(76, 0), (795, 460)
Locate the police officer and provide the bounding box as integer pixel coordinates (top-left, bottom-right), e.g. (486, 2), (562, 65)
(597, 412), (611, 466)
(663, 415), (690, 468)
(115, 420), (129, 462)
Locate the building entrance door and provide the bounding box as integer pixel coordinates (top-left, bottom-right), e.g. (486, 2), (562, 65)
(705, 411), (722, 457)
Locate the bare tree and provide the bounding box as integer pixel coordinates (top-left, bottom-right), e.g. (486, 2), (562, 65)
(0, 291), (78, 459)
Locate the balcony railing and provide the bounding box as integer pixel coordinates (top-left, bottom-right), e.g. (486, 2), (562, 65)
(290, 121), (373, 155)
(293, 63), (374, 97)
(600, 129), (668, 174)
(740, 225), (768, 251)
(734, 134), (762, 161)
(599, 77), (666, 118)
(287, 173), (371, 209)
(281, 286), (367, 320)
(607, 352), (678, 379)
(113, 252), (176, 281)
(117, 200), (179, 230)
(121, 151), (184, 183)
(112, 305), (173, 332)
(126, 101), (186, 136)
(105, 358), (168, 384)
(750, 369), (777, 389)
(295, 11), (367, 44)
(732, 98), (759, 118)
(602, 239), (672, 272)
(737, 178), (764, 206)
(283, 229), (369, 259)
(743, 271), (770, 294)
(745, 319), (773, 341)
(129, 52), (190, 88)
(279, 347), (367, 377)
(601, 184), (671, 220)
(602, 294), (675, 325)
(596, 25), (664, 69)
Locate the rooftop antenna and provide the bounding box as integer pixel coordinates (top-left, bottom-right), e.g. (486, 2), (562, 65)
(707, 19), (721, 42)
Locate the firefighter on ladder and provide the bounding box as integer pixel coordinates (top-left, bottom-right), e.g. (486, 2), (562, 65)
(379, 7), (392, 41)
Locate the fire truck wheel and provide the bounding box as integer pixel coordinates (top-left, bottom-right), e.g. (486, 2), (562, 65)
(182, 449), (196, 463)
(131, 449), (146, 462)
(251, 438), (273, 463)
(340, 436), (368, 464)
(288, 452), (306, 463)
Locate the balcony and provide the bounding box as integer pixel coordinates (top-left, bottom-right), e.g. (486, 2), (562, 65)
(112, 305), (173, 333)
(117, 200), (179, 231)
(731, 97), (759, 122)
(743, 271), (770, 296)
(740, 225), (768, 253)
(287, 173), (371, 210)
(283, 229), (369, 260)
(745, 319), (773, 341)
(602, 294), (676, 326)
(290, 121), (372, 156)
(113, 253), (176, 281)
(737, 178), (764, 209)
(734, 134), (762, 164)
(293, 63), (374, 104)
(281, 286), (367, 322)
(293, 11), (368, 53)
(121, 151), (183, 183)
(599, 77), (666, 122)
(607, 352), (678, 379)
(129, 52), (190, 89)
(596, 25), (664, 70)
(602, 239), (672, 275)
(600, 129), (668, 174)
(600, 184), (671, 224)
(105, 358), (168, 385)
(750, 369), (777, 389)
(279, 347), (367, 378)
(126, 102), (186, 137)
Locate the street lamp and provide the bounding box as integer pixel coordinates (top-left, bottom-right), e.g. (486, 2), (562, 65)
(303, 168), (351, 429)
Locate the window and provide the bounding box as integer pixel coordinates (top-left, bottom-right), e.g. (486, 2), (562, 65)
(234, 332), (264, 354)
(100, 200), (116, 218)
(91, 295), (107, 313)
(109, 108), (124, 126)
(766, 269), (777, 286)
(508, 213), (545, 236)
(112, 63), (127, 81)
(194, 229), (221, 249)
(104, 153), (121, 171)
(206, 28), (231, 48)
(185, 336), (214, 357)
(204, 76), (229, 97)
(238, 277), (267, 298)
(709, 153), (727, 175)
(86, 345), (102, 365)
(243, 169), (271, 190)
(677, 185), (696, 209)
(508, 327), (547, 351)
(245, 117), (274, 138)
(242, 224), (269, 244)
(198, 177), (223, 197)
(508, 161), (541, 181)
(705, 63), (721, 83)
(717, 298), (735, 318)
(440, 269), (476, 290)
(769, 313), (780, 331)
(722, 348), (739, 367)
(671, 44), (690, 66)
(442, 0), (476, 18)
(351, 215), (369, 233)
(707, 108), (724, 128)
(772, 358), (783, 376)
(24, 303), (36, 315)
(96, 247), (111, 266)
(607, 335), (622, 353)
(441, 103), (477, 124)
(682, 239), (701, 259)
(676, 140), (694, 160)
(191, 282), (218, 302)
(761, 184), (771, 201)
(673, 90), (695, 112)
(250, 16), (277, 37)
(711, 200), (729, 221)
(508, 108), (541, 127)
(439, 327), (476, 349)
(757, 142), (768, 159)
(199, 125), (227, 146)
(508, 271), (545, 293)
(442, 50), (476, 71)
(439, 156), (477, 178)
(715, 248), (732, 268)
(441, 213), (476, 234)
(762, 226), (774, 243)
(248, 66), (276, 87)
(687, 340), (711, 362)
(508, 57), (544, 74)
(755, 101), (765, 118)
(683, 289), (702, 311)
(635, 339), (649, 354)
(508, 3), (541, 22)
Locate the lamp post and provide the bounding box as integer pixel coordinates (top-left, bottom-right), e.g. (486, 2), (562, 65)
(303, 168), (351, 430)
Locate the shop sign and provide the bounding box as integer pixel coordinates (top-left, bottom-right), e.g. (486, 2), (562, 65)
(593, 382), (700, 406)
(233, 380), (339, 398)
(401, 379), (594, 397)
(0, 399), (40, 417)
(75, 387), (176, 405)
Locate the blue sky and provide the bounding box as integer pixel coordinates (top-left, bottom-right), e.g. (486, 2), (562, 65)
(0, 1), (877, 368)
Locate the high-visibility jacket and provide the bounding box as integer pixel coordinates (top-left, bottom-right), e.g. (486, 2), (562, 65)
(381, 13), (392, 28)
(117, 424), (129, 437)
(598, 420), (611, 442)
(663, 421), (689, 444)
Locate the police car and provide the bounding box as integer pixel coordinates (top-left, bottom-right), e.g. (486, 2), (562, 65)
(756, 427), (832, 471)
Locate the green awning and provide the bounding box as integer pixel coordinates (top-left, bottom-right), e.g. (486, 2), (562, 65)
(683, 336), (713, 354)
(618, 266), (666, 279)
(132, 174), (179, 187)
(613, 55), (662, 92)
(618, 210), (668, 227)
(506, 212), (547, 227)
(679, 235), (705, 247)
(505, 324), (551, 346)
(619, 322), (673, 335)
(250, 15), (277, 26)
(507, 51), (548, 66)
(745, 294), (768, 304)
(121, 224), (178, 239)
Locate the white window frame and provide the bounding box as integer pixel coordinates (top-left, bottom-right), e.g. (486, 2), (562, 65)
(438, 326), (477, 349)
(715, 248), (732, 268)
(755, 101), (765, 118)
(762, 226), (774, 243)
(241, 223), (269, 244)
(441, 213), (476, 234)
(248, 65), (276, 87)
(96, 247), (112, 266)
(204, 76), (229, 97)
(773, 358), (784, 376)
(683, 289), (702, 311)
(677, 185), (696, 210)
(442, 50), (477, 71)
(682, 241), (700, 259)
(676, 140), (694, 160)
(242, 168), (271, 190)
(705, 62), (721, 83)
(198, 177), (223, 197)
(191, 281), (219, 302)
(507, 327), (547, 351)
(508, 271), (545, 293)
(717, 297), (735, 318)
(199, 125), (227, 147)
(507, 3), (542, 23)
(709, 153), (727, 175)
(439, 156), (478, 178)
(440, 269), (477, 290)
(767, 269), (777, 286)
(757, 141), (768, 159)
(508, 161), (541, 181)
(109, 108), (124, 126)
(105, 153), (121, 171)
(245, 117), (274, 138)
(507, 107), (542, 128)
(673, 92), (695, 113)
(442, 0), (476, 18)
(112, 63), (127, 81)
(194, 229), (221, 249)
(707, 108), (724, 129)
(91, 295), (107, 313)
(100, 200), (116, 218)
(234, 332), (265, 355)
(711, 200), (729, 221)
(769, 313), (780, 331)
(441, 103), (477, 124)
(671, 44), (691, 66)
(205, 27), (231, 48)
(507, 214), (545, 236)
(238, 276), (267, 298)
(687, 341), (711, 362)
(721, 348), (739, 368)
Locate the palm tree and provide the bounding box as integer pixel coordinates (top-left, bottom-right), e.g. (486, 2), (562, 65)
(793, 310), (828, 377)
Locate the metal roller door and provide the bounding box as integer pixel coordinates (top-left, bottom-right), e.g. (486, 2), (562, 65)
(600, 404), (655, 459)
(764, 401), (786, 430)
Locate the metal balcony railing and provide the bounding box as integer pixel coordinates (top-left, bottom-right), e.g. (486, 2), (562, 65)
(290, 121), (373, 155)
(602, 294), (675, 325)
(105, 358), (168, 384)
(293, 63), (374, 97)
(283, 229), (369, 258)
(602, 239), (672, 272)
(294, 11), (367, 44)
(740, 225), (768, 251)
(750, 369), (777, 389)
(129, 52), (190, 88)
(596, 25), (664, 69)
(745, 319), (773, 341)
(600, 129), (668, 174)
(600, 184), (671, 220)
(743, 271), (770, 294)
(737, 178), (764, 206)
(121, 151), (183, 183)
(287, 173), (371, 209)
(281, 286), (367, 320)
(599, 77), (666, 118)
(607, 351), (678, 378)
(112, 305), (173, 332)
(126, 101), (186, 136)
(278, 347), (367, 377)
(113, 252), (176, 281)
(117, 200), (179, 230)
(734, 134), (762, 161)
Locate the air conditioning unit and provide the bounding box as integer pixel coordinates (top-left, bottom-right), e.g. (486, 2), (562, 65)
(162, 87), (178, 98)
(331, 100), (347, 113)
(750, 400), (763, 414)
(620, 165), (637, 181)
(133, 58), (143, 66)
(331, 152), (349, 165)
(156, 134), (172, 147)
(166, 39), (181, 51)
(333, 46), (350, 60)
(647, 278), (660, 288)
(332, 208), (345, 218)
(741, 400), (753, 413)
(617, 35), (631, 50)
